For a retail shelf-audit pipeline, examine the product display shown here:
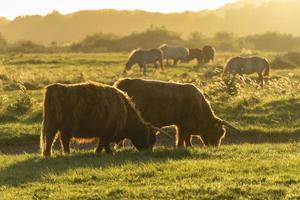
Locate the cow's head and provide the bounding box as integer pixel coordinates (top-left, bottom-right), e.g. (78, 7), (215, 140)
(202, 119), (239, 146)
(130, 124), (156, 151)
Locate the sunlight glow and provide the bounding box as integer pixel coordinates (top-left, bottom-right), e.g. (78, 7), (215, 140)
(0, 0), (237, 20)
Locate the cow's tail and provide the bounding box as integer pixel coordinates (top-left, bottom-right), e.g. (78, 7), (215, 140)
(40, 86), (61, 156)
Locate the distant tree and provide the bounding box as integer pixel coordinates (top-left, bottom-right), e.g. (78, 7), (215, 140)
(0, 33), (7, 52)
(213, 32), (235, 41)
(0, 33), (7, 46)
(185, 32), (207, 48)
(69, 33), (118, 52)
(51, 41), (57, 47)
(117, 26), (183, 51)
(70, 26), (184, 52)
(8, 40), (46, 53)
(245, 32), (300, 51)
(212, 32), (240, 51)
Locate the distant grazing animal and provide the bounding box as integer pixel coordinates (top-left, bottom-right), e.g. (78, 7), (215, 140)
(40, 82), (166, 157)
(188, 48), (203, 64)
(223, 56), (270, 87)
(159, 44), (189, 66)
(114, 78), (239, 148)
(125, 48), (163, 75)
(202, 45), (215, 63)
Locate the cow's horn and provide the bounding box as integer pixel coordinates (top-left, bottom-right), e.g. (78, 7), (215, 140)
(221, 120), (240, 132)
(151, 125), (174, 139)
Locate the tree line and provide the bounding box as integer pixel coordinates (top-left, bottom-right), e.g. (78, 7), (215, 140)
(1, 27), (300, 53)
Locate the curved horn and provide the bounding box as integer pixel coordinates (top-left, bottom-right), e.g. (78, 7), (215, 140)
(221, 120), (240, 132)
(151, 125), (174, 139)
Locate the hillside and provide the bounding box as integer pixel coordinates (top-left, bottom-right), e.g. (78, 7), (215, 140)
(0, 0), (299, 44)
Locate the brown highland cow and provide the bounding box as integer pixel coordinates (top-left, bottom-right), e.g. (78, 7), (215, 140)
(40, 82), (163, 157)
(114, 78), (239, 147)
(188, 48), (203, 64)
(202, 45), (215, 63)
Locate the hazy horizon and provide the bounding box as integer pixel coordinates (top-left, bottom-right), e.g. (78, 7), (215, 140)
(0, 0), (237, 20)
(1, 0), (297, 44)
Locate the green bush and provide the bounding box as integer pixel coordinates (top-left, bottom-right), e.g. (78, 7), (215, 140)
(271, 52), (300, 69)
(6, 84), (33, 115)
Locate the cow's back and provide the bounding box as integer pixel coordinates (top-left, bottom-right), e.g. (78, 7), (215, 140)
(114, 79), (209, 130)
(45, 83), (127, 138)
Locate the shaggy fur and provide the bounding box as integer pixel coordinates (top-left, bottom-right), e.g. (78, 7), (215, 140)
(125, 48), (163, 75)
(188, 48), (203, 63)
(40, 82), (157, 156)
(159, 44), (189, 66)
(224, 56), (270, 87)
(202, 45), (215, 63)
(114, 78), (232, 147)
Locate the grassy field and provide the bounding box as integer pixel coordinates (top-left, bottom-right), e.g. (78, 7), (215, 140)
(0, 52), (300, 199)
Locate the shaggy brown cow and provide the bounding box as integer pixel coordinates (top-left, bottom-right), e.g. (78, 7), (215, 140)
(202, 45), (215, 63)
(40, 82), (163, 157)
(114, 78), (239, 147)
(188, 48), (203, 63)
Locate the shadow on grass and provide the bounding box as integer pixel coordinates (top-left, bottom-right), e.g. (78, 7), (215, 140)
(224, 129), (300, 144)
(0, 148), (206, 186)
(1, 128), (300, 155)
(0, 125), (300, 155)
(221, 96), (300, 124)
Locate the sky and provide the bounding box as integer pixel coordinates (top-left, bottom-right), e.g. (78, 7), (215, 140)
(0, 0), (237, 20)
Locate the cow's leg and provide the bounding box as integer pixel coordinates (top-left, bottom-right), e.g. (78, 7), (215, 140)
(173, 59), (179, 66)
(159, 59), (164, 70)
(184, 135), (192, 147)
(60, 133), (71, 154)
(166, 59), (170, 66)
(258, 73), (264, 88)
(138, 63), (143, 72)
(176, 136), (184, 148)
(154, 61), (158, 69)
(176, 127), (186, 148)
(104, 143), (113, 155)
(142, 63), (147, 75)
(95, 138), (105, 155)
(43, 133), (56, 157)
(114, 140), (125, 150)
(41, 122), (57, 157)
(44, 134), (56, 156)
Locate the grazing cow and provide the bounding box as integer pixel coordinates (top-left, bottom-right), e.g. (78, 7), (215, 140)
(159, 44), (189, 66)
(114, 78), (239, 148)
(224, 56), (270, 87)
(40, 82), (164, 157)
(202, 45), (215, 63)
(125, 48), (163, 75)
(188, 48), (203, 64)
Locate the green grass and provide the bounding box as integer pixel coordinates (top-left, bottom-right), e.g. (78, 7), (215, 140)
(0, 144), (299, 199)
(0, 52), (300, 199)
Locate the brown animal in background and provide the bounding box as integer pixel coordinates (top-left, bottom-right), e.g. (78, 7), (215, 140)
(40, 82), (163, 157)
(124, 48), (163, 75)
(114, 78), (239, 148)
(202, 45), (215, 63)
(224, 56), (270, 87)
(188, 48), (203, 63)
(159, 44), (190, 66)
